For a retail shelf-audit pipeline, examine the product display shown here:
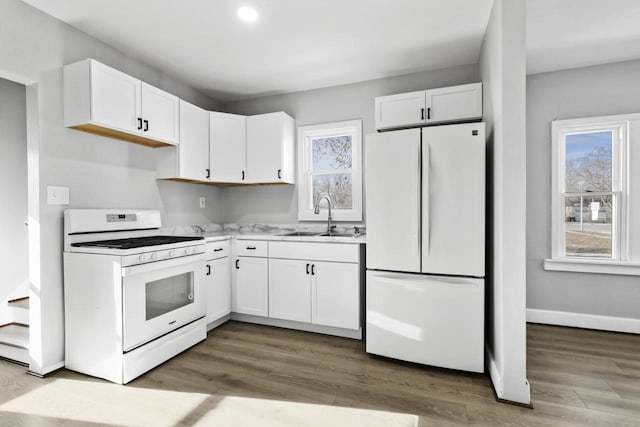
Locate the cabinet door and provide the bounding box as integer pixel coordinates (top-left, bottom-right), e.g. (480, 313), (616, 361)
(90, 60), (141, 134)
(206, 257), (231, 323)
(233, 256), (268, 316)
(268, 259), (311, 322)
(246, 113), (286, 183)
(374, 91), (426, 131)
(210, 112), (246, 183)
(312, 262), (359, 330)
(178, 100), (210, 181)
(425, 82), (482, 125)
(140, 82), (180, 144)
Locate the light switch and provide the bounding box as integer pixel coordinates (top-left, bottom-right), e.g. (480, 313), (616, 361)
(199, 197), (206, 208)
(47, 186), (70, 205)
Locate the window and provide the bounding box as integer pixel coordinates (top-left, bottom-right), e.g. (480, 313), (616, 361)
(548, 113), (640, 275)
(297, 120), (362, 221)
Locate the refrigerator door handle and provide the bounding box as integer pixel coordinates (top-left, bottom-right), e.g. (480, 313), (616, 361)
(424, 142), (430, 255)
(418, 138), (423, 259)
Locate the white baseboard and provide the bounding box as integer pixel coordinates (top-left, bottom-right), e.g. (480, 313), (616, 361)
(527, 308), (640, 334)
(485, 347), (503, 398)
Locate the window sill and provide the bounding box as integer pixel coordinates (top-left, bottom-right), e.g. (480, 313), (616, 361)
(544, 258), (640, 276)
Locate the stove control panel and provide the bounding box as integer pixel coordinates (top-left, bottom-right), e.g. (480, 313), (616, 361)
(106, 213), (137, 222)
(122, 244), (205, 267)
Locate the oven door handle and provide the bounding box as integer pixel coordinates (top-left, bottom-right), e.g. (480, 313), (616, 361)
(122, 253), (205, 277)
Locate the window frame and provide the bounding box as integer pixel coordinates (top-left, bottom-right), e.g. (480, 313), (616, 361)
(297, 119), (362, 221)
(547, 113), (640, 274)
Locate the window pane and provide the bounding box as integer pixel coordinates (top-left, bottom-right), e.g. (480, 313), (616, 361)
(313, 173), (352, 209)
(312, 135), (352, 171)
(565, 131), (612, 192)
(564, 194), (613, 258)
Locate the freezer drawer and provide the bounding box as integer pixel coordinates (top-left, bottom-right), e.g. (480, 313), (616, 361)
(366, 270), (484, 373)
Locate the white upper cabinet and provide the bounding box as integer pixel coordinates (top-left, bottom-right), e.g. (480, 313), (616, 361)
(64, 59), (179, 147)
(425, 83), (483, 125)
(210, 112), (246, 183)
(88, 60), (141, 135)
(156, 100), (209, 181)
(140, 82), (180, 144)
(375, 90), (426, 131)
(374, 83), (483, 131)
(246, 112), (295, 184)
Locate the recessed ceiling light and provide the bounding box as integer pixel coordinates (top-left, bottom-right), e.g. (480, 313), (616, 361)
(237, 6), (259, 23)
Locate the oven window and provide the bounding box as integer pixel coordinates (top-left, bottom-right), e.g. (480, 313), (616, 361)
(145, 272), (194, 320)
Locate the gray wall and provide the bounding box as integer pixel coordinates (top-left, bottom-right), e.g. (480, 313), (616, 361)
(527, 59), (640, 319)
(0, 0), (224, 373)
(221, 64), (479, 224)
(0, 77), (28, 322)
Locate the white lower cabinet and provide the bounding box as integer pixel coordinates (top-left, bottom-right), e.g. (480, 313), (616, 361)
(205, 256), (231, 323)
(232, 239), (362, 335)
(268, 259), (311, 322)
(233, 256), (269, 316)
(268, 258), (360, 329)
(312, 261), (359, 330)
(267, 241), (361, 331)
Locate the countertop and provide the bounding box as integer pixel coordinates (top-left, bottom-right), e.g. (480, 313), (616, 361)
(176, 230), (366, 244)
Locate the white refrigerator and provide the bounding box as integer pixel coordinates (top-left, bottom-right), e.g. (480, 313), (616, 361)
(365, 122), (485, 373)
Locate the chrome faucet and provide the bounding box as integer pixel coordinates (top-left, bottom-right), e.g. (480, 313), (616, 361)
(314, 193), (336, 234)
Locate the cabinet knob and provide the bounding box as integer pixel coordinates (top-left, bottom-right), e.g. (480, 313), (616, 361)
(206, 264), (211, 276)
(421, 108), (425, 120)
(235, 259), (240, 269)
(311, 264), (315, 275)
(306, 263), (310, 275)
(137, 117), (143, 130)
(277, 169), (282, 179)
(242, 170), (245, 181)
(427, 107), (431, 120)
(206, 168), (210, 179)
(143, 119), (149, 132)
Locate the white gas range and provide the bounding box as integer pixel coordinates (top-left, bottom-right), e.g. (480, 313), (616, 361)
(63, 209), (207, 384)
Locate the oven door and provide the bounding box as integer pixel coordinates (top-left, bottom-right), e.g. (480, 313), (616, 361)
(122, 253), (206, 351)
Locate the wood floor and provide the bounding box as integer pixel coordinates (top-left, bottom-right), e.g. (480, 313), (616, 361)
(0, 321), (639, 426)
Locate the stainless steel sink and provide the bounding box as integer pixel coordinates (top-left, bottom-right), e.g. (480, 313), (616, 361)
(278, 231), (323, 237)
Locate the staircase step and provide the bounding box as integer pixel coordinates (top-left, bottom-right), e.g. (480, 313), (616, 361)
(7, 297), (29, 326)
(8, 296), (29, 309)
(0, 323), (29, 349)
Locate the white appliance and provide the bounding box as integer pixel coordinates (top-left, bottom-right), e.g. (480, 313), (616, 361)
(365, 122), (485, 373)
(63, 209), (207, 384)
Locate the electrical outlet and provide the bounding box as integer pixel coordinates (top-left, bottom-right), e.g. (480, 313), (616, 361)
(47, 186), (70, 205)
(199, 197), (206, 208)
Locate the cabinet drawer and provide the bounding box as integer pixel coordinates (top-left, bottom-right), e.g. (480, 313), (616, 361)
(235, 240), (268, 257)
(269, 241), (359, 263)
(206, 240), (230, 260)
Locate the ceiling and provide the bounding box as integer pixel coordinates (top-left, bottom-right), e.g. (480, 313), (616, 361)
(21, 0), (640, 101)
(526, 0), (640, 75)
(22, 0), (494, 101)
